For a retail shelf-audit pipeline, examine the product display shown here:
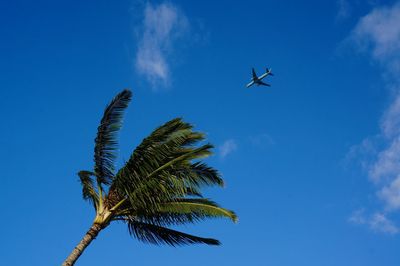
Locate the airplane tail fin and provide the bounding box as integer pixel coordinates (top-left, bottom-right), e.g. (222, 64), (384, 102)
(267, 68), (274, 76)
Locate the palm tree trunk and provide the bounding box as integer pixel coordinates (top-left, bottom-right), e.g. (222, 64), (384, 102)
(62, 223), (102, 266)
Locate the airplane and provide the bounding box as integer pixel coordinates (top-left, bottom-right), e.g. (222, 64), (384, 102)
(246, 67), (273, 88)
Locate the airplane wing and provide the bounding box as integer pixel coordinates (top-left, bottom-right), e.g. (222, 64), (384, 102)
(252, 68), (258, 79)
(258, 80), (271, 87)
(246, 81), (255, 88)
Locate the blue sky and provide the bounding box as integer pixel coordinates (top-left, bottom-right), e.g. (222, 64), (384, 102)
(1, 0), (400, 265)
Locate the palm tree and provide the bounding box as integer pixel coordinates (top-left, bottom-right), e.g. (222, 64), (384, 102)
(62, 89), (237, 266)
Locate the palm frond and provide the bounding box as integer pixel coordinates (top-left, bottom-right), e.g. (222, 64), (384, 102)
(94, 89), (132, 186)
(125, 212), (201, 226)
(122, 172), (189, 210)
(146, 144), (213, 179)
(116, 119), (204, 181)
(113, 118), (222, 207)
(78, 171), (99, 208)
(116, 198), (237, 227)
(185, 187), (203, 198)
(119, 160), (223, 213)
(128, 220), (220, 246)
(171, 162), (224, 187)
(159, 198), (238, 222)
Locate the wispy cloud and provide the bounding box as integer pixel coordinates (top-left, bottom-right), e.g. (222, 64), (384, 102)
(344, 137), (377, 169)
(135, 2), (189, 88)
(219, 139), (238, 159)
(349, 2), (400, 75)
(379, 175), (400, 211)
(349, 209), (399, 234)
(346, 2), (400, 233)
(368, 138), (400, 184)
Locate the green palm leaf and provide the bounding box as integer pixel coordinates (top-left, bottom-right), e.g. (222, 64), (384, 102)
(77, 170), (98, 207)
(128, 220), (220, 246)
(94, 89), (132, 185)
(115, 119), (204, 182)
(160, 198), (238, 222)
(171, 162), (224, 187)
(121, 162), (221, 208)
(115, 198), (237, 227)
(114, 119), (223, 206)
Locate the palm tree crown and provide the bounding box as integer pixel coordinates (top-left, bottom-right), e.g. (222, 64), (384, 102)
(63, 89), (237, 265)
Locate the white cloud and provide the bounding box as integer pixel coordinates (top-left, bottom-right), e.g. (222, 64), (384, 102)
(349, 209), (367, 224)
(347, 2), (400, 233)
(379, 175), (400, 210)
(350, 2), (400, 74)
(381, 93), (400, 138)
(344, 137), (376, 170)
(370, 212), (399, 234)
(368, 137), (400, 183)
(219, 139), (238, 159)
(135, 2), (189, 87)
(349, 209), (399, 234)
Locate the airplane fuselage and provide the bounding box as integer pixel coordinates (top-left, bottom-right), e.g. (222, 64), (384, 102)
(257, 72), (270, 80)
